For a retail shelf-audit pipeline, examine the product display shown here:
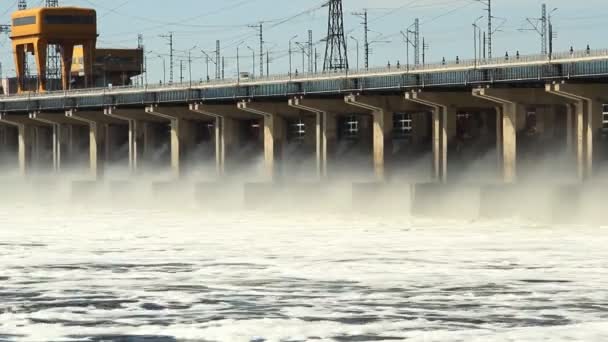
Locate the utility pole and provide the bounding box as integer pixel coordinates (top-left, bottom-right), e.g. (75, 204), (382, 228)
(266, 50), (269, 77)
(352, 9), (369, 69)
(475, 0), (493, 59)
(215, 40), (221, 79)
(138, 34), (144, 86)
(179, 60), (184, 83)
(159, 32), (174, 83)
(422, 38), (429, 66)
(522, 3), (548, 55)
(413, 18), (420, 65)
(323, 0), (349, 71)
(249, 23), (264, 78)
(548, 8), (557, 59)
(308, 30), (313, 73)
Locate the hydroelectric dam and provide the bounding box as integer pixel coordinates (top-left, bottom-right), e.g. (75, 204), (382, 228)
(2, 49), (608, 219)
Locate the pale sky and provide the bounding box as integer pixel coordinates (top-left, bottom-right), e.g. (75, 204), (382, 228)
(0, 0), (606, 84)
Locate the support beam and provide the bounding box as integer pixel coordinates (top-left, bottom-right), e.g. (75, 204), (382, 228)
(0, 114), (32, 175)
(288, 97), (331, 180)
(546, 83), (608, 181)
(29, 112), (61, 171)
(405, 92), (449, 183)
(65, 109), (106, 180)
(472, 88), (521, 184)
(189, 103), (226, 178)
(237, 100), (289, 181)
(104, 107), (138, 173)
(145, 105), (184, 178)
(344, 94), (395, 181)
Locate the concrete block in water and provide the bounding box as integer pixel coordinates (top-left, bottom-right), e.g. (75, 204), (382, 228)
(479, 184), (583, 221)
(108, 181), (138, 201)
(352, 182), (412, 213)
(244, 182), (327, 209)
(71, 181), (101, 200)
(411, 183), (481, 218)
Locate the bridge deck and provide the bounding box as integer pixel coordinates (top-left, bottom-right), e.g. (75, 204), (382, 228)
(2, 49), (608, 113)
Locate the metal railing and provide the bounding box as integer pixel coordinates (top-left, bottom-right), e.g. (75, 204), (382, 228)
(2, 47), (608, 101)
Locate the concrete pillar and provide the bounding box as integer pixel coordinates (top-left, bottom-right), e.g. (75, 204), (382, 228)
(502, 103), (518, 183)
(472, 89), (524, 183)
(29, 112), (60, 171)
(104, 107), (141, 173)
(405, 92), (448, 183)
(0, 114), (34, 175)
(344, 95), (395, 181)
(190, 103), (226, 177)
(288, 97), (338, 180)
(65, 110), (105, 180)
(145, 105), (202, 179)
(546, 83), (608, 181)
(566, 104), (574, 154)
(237, 101), (289, 181)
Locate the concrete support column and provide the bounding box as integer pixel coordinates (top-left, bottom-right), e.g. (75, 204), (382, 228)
(145, 106), (182, 178)
(0, 114), (33, 175)
(66, 110), (105, 180)
(104, 107), (139, 173)
(344, 95), (394, 181)
(472, 89), (521, 183)
(546, 83), (608, 181)
(190, 103), (226, 177)
(145, 105), (201, 179)
(405, 92), (448, 183)
(237, 101), (287, 181)
(566, 104), (574, 154)
(29, 112), (61, 171)
(288, 97), (337, 180)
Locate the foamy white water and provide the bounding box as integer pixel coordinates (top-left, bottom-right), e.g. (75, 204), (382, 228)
(1, 201), (608, 341)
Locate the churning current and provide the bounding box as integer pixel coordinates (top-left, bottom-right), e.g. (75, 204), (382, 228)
(1, 202), (608, 342)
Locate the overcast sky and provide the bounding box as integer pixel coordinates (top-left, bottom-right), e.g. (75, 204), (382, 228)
(0, 0), (606, 83)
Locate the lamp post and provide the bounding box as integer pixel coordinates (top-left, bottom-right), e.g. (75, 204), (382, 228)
(187, 45), (197, 87)
(288, 35), (298, 77)
(350, 36), (359, 70)
(246, 45), (255, 78)
(236, 41), (243, 83)
(156, 54), (166, 84)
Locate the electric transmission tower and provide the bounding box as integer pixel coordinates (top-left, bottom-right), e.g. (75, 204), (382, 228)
(45, 0), (61, 89)
(18, 0), (27, 10)
(323, 0), (349, 72)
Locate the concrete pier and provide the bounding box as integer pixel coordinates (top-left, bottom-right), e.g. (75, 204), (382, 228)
(145, 104), (213, 178)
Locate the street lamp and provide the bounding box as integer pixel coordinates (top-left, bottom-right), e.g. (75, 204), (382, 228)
(350, 36), (359, 70)
(200, 50), (215, 82)
(246, 45), (255, 78)
(288, 35), (298, 77)
(548, 8), (558, 59)
(236, 41), (244, 83)
(157, 54), (166, 84)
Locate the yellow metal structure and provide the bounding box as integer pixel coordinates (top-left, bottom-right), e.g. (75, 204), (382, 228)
(10, 7), (97, 92)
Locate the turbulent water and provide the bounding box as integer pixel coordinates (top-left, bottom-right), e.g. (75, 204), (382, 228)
(1, 197), (608, 341)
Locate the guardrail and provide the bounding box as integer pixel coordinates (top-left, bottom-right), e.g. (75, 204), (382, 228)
(2, 48), (607, 101)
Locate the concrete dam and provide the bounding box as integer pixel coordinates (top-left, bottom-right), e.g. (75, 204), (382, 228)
(2, 49), (608, 220)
